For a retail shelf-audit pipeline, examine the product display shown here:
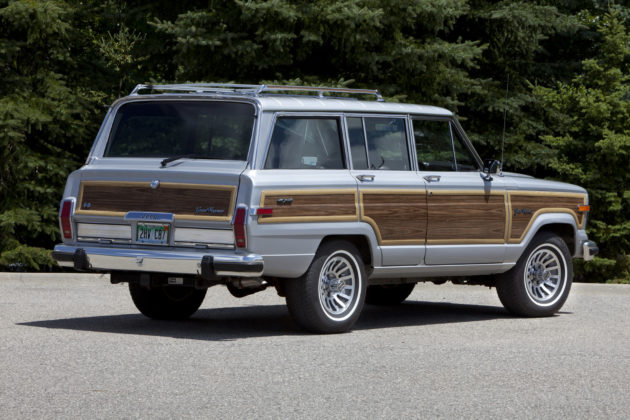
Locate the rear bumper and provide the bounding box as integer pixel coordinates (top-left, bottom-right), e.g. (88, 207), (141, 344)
(52, 244), (264, 278)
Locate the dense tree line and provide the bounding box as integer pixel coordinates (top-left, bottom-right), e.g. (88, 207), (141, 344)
(0, 0), (628, 281)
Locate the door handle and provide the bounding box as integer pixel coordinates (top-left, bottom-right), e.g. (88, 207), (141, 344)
(356, 174), (375, 182)
(423, 175), (441, 182)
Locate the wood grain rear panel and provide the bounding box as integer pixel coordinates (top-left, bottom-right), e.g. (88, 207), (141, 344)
(361, 190), (426, 245)
(77, 181), (235, 221)
(426, 192), (506, 244)
(258, 189), (358, 223)
(508, 192), (586, 242)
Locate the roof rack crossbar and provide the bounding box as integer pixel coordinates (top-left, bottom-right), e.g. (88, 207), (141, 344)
(130, 83), (384, 101)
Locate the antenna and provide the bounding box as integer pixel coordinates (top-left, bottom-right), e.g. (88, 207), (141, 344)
(500, 74), (509, 175)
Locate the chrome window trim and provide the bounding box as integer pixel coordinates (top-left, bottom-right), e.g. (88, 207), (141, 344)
(342, 113), (412, 171)
(410, 115), (483, 172)
(95, 97), (260, 162)
(262, 112), (347, 170)
(450, 117), (484, 170)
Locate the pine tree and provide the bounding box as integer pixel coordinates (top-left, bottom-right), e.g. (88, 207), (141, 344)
(152, 0), (485, 108)
(533, 10), (630, 281)
(0, 0), (101, 270)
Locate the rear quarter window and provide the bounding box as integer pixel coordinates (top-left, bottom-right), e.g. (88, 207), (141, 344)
(264, 117), (345, 169)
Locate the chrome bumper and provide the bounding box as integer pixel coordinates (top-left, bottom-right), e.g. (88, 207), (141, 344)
(582, 240), (599, 262)
(52, 244), (264, 278)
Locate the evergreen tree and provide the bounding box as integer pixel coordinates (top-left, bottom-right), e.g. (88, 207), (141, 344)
(532, 10), (630, 282)
(454, 1), (584, 168)
(152, 0), (485, 108)
(0, 0), (101, 269)
(0, 0), (628, 280)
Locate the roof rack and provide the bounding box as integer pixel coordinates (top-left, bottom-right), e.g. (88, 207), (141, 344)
(129, 83), (384, 102)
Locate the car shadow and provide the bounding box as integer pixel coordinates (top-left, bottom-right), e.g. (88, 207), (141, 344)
(18, 299), (510, 341)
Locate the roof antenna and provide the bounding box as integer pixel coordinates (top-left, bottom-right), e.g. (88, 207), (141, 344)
(500, 73), (509, 175)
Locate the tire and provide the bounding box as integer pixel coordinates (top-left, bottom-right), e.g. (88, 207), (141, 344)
(284, 240), (367, 333)
(129, 283), (207, 320)
(365, 283), (415, 305)
(496, 232), (572, 317)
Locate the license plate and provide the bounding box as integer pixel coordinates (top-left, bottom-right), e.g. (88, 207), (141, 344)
(136, 223), (169, 245)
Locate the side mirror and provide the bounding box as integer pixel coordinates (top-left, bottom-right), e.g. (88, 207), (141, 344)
(482, 159), (501, 181)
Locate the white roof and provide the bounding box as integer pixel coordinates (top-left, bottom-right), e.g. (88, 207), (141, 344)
(116, 93), (453, 117)
(255, 96), (453, 116)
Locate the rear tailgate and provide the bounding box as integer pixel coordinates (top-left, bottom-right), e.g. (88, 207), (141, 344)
(69, 159), (246, 249)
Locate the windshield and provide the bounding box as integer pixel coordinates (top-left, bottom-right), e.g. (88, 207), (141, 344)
(105, 101), (255, 160)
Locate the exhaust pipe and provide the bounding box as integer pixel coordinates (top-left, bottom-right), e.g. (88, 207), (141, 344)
(227, 278), (268, 298)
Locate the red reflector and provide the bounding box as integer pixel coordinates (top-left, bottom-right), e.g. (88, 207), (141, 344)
(256, 208), (273, 216)
(60, 200), (73, 239)
(577, 205), (590, 213)
(234, 207), (247, 248)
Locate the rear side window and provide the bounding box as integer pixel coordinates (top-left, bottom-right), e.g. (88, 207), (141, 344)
(264, 117), (345, 169)
(105, 101), (255, 160)
(346, 117), (410, 170)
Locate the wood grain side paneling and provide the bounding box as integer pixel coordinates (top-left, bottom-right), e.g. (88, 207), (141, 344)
(361, 190), (426, 245)
(508, 192), (586, 242)
(77, 181), (235, 221)
(258, 189), (358, 223)
(426, 192), (506, 244)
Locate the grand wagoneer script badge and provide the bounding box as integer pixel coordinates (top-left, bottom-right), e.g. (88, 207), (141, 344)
(195, 206), (225, 215)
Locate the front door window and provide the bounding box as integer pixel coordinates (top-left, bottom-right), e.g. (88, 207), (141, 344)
(413, 119), (477, 171)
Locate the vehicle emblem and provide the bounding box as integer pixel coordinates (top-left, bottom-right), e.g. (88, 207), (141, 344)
(514, 208), (533, 215)
(195, 206), (225, 215)
(150, 180), (160, 189)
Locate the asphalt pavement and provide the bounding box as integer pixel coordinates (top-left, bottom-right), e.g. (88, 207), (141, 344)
(1, 273), (629, 419)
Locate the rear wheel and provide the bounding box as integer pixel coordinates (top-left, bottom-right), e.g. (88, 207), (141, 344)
(365, 283), (415, 305)
(129, 283), (207, 320)
(285, 240), (367, 333)
(496, 232), (572, 317)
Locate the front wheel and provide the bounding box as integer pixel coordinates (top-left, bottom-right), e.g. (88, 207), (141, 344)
(129, 283), (207, 320)
(285, 240), (367, 333)
(496, 232), (572, 317)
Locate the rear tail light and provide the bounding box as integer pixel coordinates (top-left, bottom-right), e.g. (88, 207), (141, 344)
(233, 207), (247, 248)
(60, 199), (74, 240)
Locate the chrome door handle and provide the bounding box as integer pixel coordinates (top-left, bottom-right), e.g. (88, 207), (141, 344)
(356, 174), (375, 182)
(423, 175), (441, 183)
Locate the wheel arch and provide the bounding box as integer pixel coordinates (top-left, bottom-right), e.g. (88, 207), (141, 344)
(535, 223), (576, 256)
(318, 234), (374, 268)
(506, 213), (579, 264)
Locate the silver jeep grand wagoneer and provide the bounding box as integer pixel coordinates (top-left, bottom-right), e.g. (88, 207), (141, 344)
(53, 83), (598, 333)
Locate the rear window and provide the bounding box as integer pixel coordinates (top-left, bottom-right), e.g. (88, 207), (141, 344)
(105, 101), (255, 160)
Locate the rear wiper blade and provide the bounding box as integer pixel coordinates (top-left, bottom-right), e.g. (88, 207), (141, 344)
(160, 154), (208, 167)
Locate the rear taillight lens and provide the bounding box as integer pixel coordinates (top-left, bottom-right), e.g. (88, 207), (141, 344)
(60, 199), (74, 239)
(233, 207), (247, 248)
